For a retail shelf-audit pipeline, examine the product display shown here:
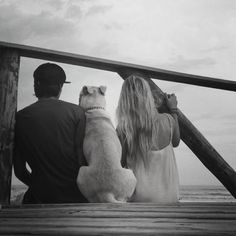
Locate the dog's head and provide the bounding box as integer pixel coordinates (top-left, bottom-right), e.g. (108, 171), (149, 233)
(79, 86), (107, 110)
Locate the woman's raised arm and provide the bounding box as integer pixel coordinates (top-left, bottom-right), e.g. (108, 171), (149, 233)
(165, 93), (180, 147)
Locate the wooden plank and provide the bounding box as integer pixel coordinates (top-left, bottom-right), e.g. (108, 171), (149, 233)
(0, 41), (236, 91)
(1, 211), (235, 220)
(0, 48), (20, 205)
(3, 202), (236, 211)
(2, 203), (236, 212)
(1, 220), (236, 234)
(118, 71), (236, 199)
(0, 207), (236, 217)
(0, 226), (235, 236)
(1, 218), (236, 232)
(1, 217), (235, 223)
(1, 203), (236, 219)
(4, 201), (236, 208)
(1, 203), (236, 235)
(2, 209), (236, 217)
(1, 208), (236, 219)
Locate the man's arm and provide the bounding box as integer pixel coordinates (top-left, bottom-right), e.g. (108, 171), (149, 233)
(75, 108), (87, 166)
(13, 146), (32, 186)
(13, 117), (32, 186)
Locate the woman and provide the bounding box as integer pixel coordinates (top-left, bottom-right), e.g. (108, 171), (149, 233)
(116, 75), (180, 203)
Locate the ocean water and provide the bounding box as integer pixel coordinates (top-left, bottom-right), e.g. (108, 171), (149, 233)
(10, 185), (236, 205)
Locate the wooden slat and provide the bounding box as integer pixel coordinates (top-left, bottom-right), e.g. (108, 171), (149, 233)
(2, 217), (235, 224)
(0, 203), (236, 235)
(0, 220), (235, 234)
(3, 202), (236, 210)
(1, 212), (236, 220)
(0, 41), (236, 91)
(2, 203), (236, 211)
(0, 225), (234, 236)
(1, 205), (236, 219)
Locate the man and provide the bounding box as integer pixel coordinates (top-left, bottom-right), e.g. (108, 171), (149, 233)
(13, 62), (88, 204)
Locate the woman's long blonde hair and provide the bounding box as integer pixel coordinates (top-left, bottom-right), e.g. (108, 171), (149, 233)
(116, 75), (159, 168)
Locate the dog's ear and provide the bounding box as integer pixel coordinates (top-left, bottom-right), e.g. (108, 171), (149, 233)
(82, 86), (88, 95)
(87, 86), (94, 94)
(82, 86), (94, 94)
(99, 86), (107, 95)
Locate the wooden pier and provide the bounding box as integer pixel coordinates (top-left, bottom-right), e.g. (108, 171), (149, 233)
(1, 202), (236, 235)
(1, 41), (236, 235)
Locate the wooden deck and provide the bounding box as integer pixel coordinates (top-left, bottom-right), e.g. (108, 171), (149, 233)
(1, 202), (236, 235)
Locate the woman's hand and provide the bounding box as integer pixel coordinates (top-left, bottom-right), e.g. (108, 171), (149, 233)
(165, 93), (178, 111)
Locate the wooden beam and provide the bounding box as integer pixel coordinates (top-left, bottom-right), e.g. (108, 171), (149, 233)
(118, 71), (236, 198)
(0, 48), (20, 205)
(0, 41), (236, 92)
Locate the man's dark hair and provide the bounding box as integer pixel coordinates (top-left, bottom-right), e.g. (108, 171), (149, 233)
(33, 63), (69, 98)
(34, 83), (62, 98)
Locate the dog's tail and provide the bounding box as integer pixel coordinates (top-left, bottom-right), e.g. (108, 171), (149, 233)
(99, 193), (125, 203)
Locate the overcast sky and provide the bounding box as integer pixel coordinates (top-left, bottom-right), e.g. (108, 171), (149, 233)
(1, 0), (236, 186)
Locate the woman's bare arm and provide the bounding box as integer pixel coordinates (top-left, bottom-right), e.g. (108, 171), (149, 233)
(169, 113), (180, 147)
(116, 129), (128, 168)
(165, 94), (180, 147)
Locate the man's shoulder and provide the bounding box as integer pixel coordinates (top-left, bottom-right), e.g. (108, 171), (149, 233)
(58, 100), (84, 113)
(17, 102), (37, 116)
(17, 100), (84, 117)
(58, 100), (77, 107)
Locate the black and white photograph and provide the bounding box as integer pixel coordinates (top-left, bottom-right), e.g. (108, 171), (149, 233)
(0, 0), (236, 235)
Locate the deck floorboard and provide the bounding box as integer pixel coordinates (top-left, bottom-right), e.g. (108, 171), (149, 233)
(1, 202), (236, 235)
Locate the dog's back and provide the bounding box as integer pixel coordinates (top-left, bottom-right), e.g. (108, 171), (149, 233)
(83, 109), (121, 165)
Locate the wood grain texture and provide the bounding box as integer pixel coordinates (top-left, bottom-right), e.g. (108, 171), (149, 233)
(0, 41), (236, 91)
(0, 48), (20, 205)
(0, 203), (236, 235)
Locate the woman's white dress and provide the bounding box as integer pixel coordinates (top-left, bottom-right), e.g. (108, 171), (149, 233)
(130, 114), (180, 203)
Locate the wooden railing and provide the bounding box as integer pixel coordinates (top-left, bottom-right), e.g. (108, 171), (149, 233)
(1, 41), (236, 205)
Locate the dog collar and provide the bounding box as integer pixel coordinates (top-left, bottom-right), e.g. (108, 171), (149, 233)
(86, 106), (105, 111)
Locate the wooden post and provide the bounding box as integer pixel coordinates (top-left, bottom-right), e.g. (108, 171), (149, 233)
(119, 71), (236, 198)
(0, 48), (20, 205)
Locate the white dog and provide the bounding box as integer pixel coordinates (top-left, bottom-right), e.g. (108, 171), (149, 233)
(77, 86), (136, 203)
